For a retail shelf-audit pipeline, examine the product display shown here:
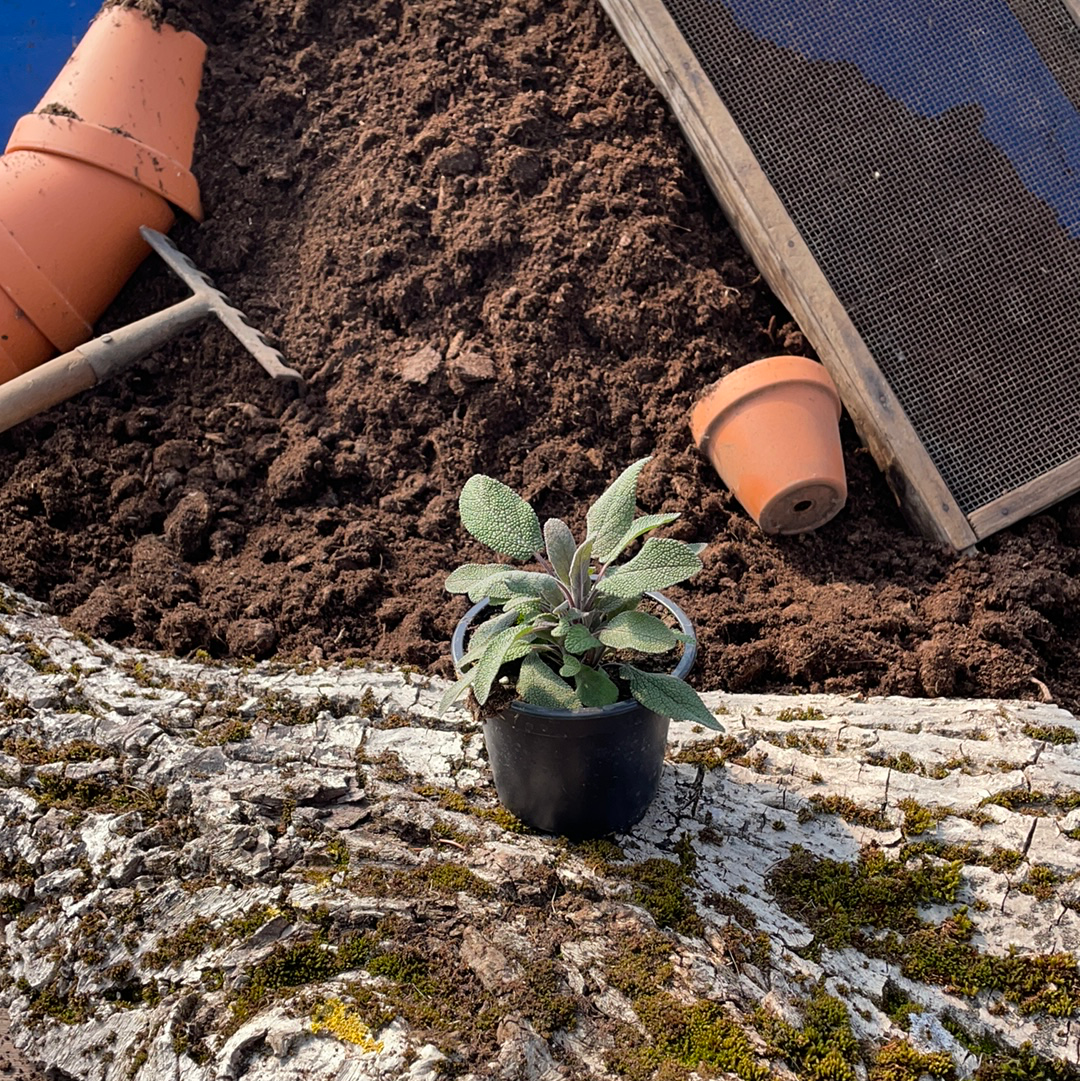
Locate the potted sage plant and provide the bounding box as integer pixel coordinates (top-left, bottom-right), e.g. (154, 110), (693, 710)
(442, 457), (720, 838)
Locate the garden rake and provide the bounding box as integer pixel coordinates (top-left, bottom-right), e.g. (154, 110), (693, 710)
(0, 226), (302, 434)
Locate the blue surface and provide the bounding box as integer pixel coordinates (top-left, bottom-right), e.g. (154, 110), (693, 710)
(724, 0), (1080, 238)
(0, 1), (102, 142)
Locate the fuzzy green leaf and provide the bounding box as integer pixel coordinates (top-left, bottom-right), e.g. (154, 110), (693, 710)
(518, 655), (581, 709)
(459, 475), (543, 561)
(569, 537), (595, 604)
(438, 669), (476, 715)
(473, 626), (527, 705)
(574, 664), (620, 707)
(563, 624), (604, 655)
(560, 655), (583, 678)
(621, 666), (719, 727)
(465, 569), (557, 604)
(459, 609), (519, 667)
(594, 592), (643, 617)
(586, 457), (650, 561)
(504, 571), (565, 608)
(446, 563), (511, 594)
(505, 637), (536, 663)
(597, 538), (703, 598)
(544, 518), (577, 586)
(602, 512), (681, 563)
(597, 611), (678, 654)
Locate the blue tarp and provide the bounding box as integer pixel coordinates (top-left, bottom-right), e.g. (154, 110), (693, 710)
(0, 1), (102, 142)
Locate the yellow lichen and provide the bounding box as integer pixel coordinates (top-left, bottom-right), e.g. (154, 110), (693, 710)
(310, 997), (384, 1051)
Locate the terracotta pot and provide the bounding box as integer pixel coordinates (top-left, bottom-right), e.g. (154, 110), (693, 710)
(690, 355), (847, 534)
(0, 8), (205, 384)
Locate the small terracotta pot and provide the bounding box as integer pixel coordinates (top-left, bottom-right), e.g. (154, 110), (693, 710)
(690, 355), (847, 534)
(0, 8), (205, 384)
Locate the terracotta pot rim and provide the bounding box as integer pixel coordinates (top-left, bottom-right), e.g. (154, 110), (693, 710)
(7, 114), (203, 220)
(690, 355), (840, 449)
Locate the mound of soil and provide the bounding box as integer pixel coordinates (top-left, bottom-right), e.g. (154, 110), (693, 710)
(1, 0), (1078, 710)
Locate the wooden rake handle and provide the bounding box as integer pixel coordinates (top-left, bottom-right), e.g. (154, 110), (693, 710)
(0, 228), (302, 435)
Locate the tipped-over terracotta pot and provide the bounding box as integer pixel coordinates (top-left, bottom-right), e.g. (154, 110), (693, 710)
(690, 355), (847, 534)
(0, 8), (205, 384)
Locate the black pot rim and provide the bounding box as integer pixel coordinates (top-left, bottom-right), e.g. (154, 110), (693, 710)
(450, 589), (697, 720)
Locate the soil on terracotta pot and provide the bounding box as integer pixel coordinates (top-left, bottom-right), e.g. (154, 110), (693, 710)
(1, 0), (1078, 711)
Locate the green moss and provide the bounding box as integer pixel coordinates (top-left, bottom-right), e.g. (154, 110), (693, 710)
(119, 658), (173, 688)
(230, 931), (379, 1025)
(770, 844), (961, 950)
(143, 905), (281, 969)
(1018, 864), (1060, 901)
(521, 958), (577, 1038)
(367, 947), (436, 993)
(784, 731), (829, 754)
(898, 798), (948, 836)
(671, 736), (745, 770)
(0, 588), (19, 614)
(412, 861), (494, 897)
(980, 788), (1080, 816)
(0, 689), (33, 719)
(2, 737), (110, 764)
(881, 982), (922, 1030)
(754, 984), (859, 1081)
(973, 1042), (1079, 1081)
(572, 837), (626, 870)
(610, 992), (770, 1081)
(24, 983), (91, 1024)
(1021, 724), (1078, 746)
(414, 785), (527, 832)
(869, 1039), (955, 1081)
(370, 750), (409, 783)
(898, 839), (1023, 875)
(325, 836), (350, 872)
(30, 772), (165, 815)
(776, 706), (826, 722)
(606, 932), (676, 999)
(14, 634), (61, 674)
(254, 690), (328, 727)
(808, 794), (891, 831)
(623, 857), (704, 938)
(770, 845), (1080, 1018)
(867, 751), (925, 775)
(195, 719), (252, 746)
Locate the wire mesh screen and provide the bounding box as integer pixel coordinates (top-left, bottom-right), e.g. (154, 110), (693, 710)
(659, 0), (1080, 515)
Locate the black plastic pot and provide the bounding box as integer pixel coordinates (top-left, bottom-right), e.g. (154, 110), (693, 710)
(450, 592), (697, 839)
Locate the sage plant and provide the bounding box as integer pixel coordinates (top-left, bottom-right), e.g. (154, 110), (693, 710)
(442, 458), (719, 727)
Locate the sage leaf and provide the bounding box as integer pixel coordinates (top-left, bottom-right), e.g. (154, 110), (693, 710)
(621, 665), (719, 727)
(597, 538), (703, 597)
(446, 563), (511, 594)
(560, 655), (583, 678)
(459, 474), (543, 560)
(438, 669), (476, 715)
(563, 624), (604, 655)
(544, 518), (577, 586)
(568, 537), (594, 604)
(586, 457), (650, 561)
(601, 512), (681, 563)
(574, 664), (620, 707)
(459, 609), (519, 667)
(518, 655), (581, 709)
(503, 571), (565, 608)
(473, 626), (527, 705)
(597, 610), (678, 653)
